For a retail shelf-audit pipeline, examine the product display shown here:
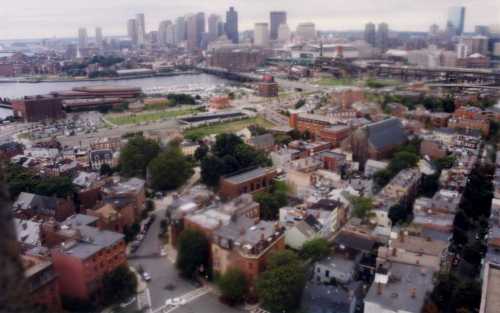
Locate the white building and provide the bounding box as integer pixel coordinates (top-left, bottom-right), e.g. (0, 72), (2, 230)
(296, 22), (316, 41)
(277, 23), (291, 42)
(254, 23), (270, 47)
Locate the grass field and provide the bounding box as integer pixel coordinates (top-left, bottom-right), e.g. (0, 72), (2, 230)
(183, 116), (275, 140)
(316, 77), (359, 86)
(106, 107), (202, 125)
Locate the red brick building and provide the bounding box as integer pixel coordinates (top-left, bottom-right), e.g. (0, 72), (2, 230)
(219, 167), (277, 200)
(257, 75), (279, 97)
(448, 106), (490, 136)
(12, 95), (65, 122)
(319, 125), (351, 147)
(22, 254), (62, 312)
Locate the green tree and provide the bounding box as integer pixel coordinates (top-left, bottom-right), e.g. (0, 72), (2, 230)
(217, 268), (248, 305)
(300, 238), (330, 261)
(33, 176), (75, 198)
(194, 144), (209, 161)
(350, 196), (373, 220)
(257, 251), (306, 313)
(388, 151), (419, 173)
(148, 147), (194, 191)
(388, 204), (410, 225)
(119, 136), (160, 178)
(212, 134), (244, 157)
(101, 265), (138, 306)
(99, 163), (114, 176)
(176, 229), (210, 278)
(200, 155), (225, 187)
(254, 181), (289, 220)
(435, 156), (456, 171)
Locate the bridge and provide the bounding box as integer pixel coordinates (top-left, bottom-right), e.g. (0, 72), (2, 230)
(368, 65), (500, 86)
(195, 66), (260, 83)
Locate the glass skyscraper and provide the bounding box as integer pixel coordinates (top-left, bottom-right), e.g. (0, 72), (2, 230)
(447, 6), (466, 36)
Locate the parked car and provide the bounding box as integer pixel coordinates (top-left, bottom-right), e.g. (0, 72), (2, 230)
(165, 298), (186, 306)
(142, 271), (152, 282)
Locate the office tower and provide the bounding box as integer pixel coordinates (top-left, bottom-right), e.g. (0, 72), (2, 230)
(166, 23), (176, 45)
(447, 6), (465, 36)
(364, 22), (376, 46)
(429, 24), (440, 37)
(460, 36), (489, 55)
(78, 27), (88, 51)
(136, 13), (146, 36)
(127, 19), (138, 45)
(254, 23), (270, 47)
(158, 20), (171, 46)
(270, 11), (287, 40)
(277, 23), (291, 42)
(95, 27), (103, 48)
(175, 16), (187, 43)
(187, 13), (205, 50)
(225, 7), (239, 44)
(208, 14), (221, 42)
(296, 22), (316, 41)
(376, 22), (389, 51)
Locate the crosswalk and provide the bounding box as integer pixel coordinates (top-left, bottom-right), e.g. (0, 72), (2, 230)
(151, 286), (212, 313)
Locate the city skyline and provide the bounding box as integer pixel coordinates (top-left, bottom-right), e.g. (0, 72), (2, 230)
(2, 0), (500, 40)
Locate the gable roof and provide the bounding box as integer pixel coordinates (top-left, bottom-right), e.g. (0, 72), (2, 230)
(13, 192), (58, 215)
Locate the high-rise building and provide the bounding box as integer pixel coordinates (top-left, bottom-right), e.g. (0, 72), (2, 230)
(270, 11), (287, 40)
(208, 14), (221, 42)
(429, 24), (440, 37)
(166, 23), (176, 45)
(447, 6), (465, 36)
(376, 23), (389, 51)
(158, 20), (171, 46)
(175, 16), (187, 43)
(225, 7), (239, 44)
(460, 35), (489, 55)
(187, 13), (205, 51)
(78, 28), (88, 51)
(277, 23), (291, 42)
(127, 19), (138, 45)
(95, 27), (103, 49)
(296, 23), (316, 41)
(136, 13), (146, 37)
(364, 22), (376, 46)
(254, 23), (270, 47)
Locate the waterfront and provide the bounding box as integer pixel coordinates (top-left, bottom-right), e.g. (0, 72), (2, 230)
(0, 74), (230, 98)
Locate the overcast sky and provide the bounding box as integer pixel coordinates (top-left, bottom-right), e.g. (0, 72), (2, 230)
(2, 0), (500, 39)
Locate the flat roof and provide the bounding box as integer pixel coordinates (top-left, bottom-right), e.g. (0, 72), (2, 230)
(224, 167), (274, 184)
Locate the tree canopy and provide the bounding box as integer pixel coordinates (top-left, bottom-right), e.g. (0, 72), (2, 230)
(254, 181), (289, 220)
(300, 238), (330, 261)
(176, 229), (210, 278)
(148, 145), (194, 191)
(350, 196), (373, 220)
(256, 251), (306, 313)
(119, 136), (160, 178)
(101, 265), (138, 306)
(217, 268), (248, 305)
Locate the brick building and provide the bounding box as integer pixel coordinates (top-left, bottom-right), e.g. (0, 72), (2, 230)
(212, 218), (285, 294)
(257, 75), (279, 97)
(319, 125), (351, 147)
(21, 254), (62, 312)
(12, 95), (65, 122)
(219, 167), (277, 200)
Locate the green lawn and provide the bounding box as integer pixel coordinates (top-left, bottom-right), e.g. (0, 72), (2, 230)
(183, 116), (275, 140)
(316, 77), (358, 86)
(106, 107), (203, 125)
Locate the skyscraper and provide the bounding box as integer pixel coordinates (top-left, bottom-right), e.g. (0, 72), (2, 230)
(447, 6), (465, 36)
(127, 19), (138, 45)
(158, 20), (171, 46)
(364, 22), (376, 46)
(270, 11), (287, 40)
(166, 23), (176, 45)
(296, 23), (316, 41)
(95, 27), (103, 49)
(78, 28), (88, 51)
(136, 13), (146, 37)
(254, 23), (270, 47)
(175, 16), (187, 43)
(376, 23), (389, 51)
(186, 13), (205, 51)
(277, 23), (291, 42)
(208, 14), (221, 42)
(225, 7), (239, 44)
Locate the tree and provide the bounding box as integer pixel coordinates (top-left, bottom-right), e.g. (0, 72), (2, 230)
(33, 176), (75, 199)
(300, 238), (330, 261)
(101, 265), (138, 305)
(388, 204), (410, 225)
(257, 251), (306, 313)
(148, 146), (194, 191)
(119, 136), (160, 178)
(435, 156), (456, 171)
(217, 268), (248, 305)
(99, 163), (113, 176)
(194, 144), (209, 161)
(350, 196), (373, 220)
(388, 151), (419, 174)
(176, 229), (210, 278)
(200, 155), (225, 187)
(254, 181), (289, 220)
(373, 169), (392, 190)
(212, 134), (244, 157)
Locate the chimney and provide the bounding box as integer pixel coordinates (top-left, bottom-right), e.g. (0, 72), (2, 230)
(240, 227), (246, 235)
(260, 233), (265, 241)
(377, 283), (383, 295)
(392, 248), (397, 257)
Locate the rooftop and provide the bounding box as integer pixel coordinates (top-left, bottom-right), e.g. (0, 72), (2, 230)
(224, 167), (275, 185)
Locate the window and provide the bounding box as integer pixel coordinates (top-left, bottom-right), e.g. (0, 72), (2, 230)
(325, 270), (330, 277)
